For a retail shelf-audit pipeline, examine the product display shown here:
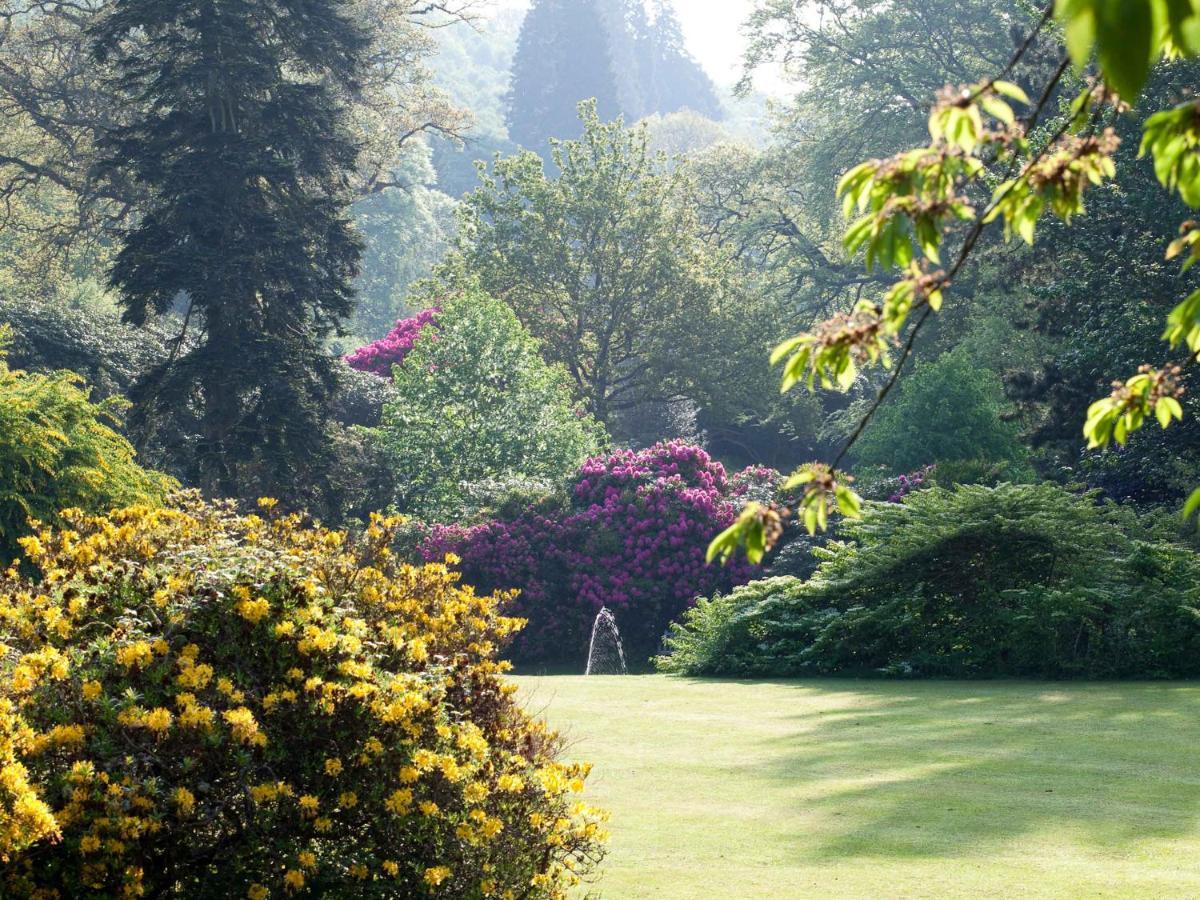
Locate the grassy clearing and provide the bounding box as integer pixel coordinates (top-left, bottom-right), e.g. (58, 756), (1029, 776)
(513, 676), (1200, 899)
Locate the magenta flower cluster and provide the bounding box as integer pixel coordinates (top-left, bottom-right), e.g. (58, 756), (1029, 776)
(888, 465), (936, 503)
(344, 307), (440, 377)
(418, 441), (761, 663)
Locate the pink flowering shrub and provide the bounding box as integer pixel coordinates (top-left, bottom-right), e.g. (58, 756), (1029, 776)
(887, 465), (935, 503)
(417, 442), (761, 664)
(729, 465), (785, 503)
(344, 307), (439, 377)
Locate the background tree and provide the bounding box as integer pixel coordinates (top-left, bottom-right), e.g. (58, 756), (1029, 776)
(91, 0), (368, 502)
(426, 5), (523, 197)
(506, 0), (621, 151)
(636, 0), (722, 121)
(507, 0), (722, 154)
(372, 286), (606, 520)
(349, 142), (457, 340)
(453, 102), (747, 438)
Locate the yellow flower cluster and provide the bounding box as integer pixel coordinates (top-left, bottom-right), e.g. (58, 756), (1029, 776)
(0, 498), (605, 897)
(0, 699), (59, 858)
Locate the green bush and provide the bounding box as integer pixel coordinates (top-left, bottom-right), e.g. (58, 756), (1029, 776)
(372, 287), (607, 520)
(854, 348), (1028, 474)
(659, 484), (1200, 679)
(0, 330), (173, 562)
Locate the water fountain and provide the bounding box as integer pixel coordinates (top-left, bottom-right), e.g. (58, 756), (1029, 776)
(585, 606), (627, 675)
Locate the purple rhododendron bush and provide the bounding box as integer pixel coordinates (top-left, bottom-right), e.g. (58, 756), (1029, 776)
(344, 307), (440, 377)
(417, 443), (764, 665)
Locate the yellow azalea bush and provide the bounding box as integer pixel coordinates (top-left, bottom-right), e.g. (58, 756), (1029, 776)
(0, 495), (606, 897)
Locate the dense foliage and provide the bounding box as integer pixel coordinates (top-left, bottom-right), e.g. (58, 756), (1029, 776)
(452, 104), (781, 444)
(0, 336), (173, 563)
(418, 442), (758, 665)
(371, 289), (606, 519)
(0, 499), (606, 896)
(710, 0), (1200, 561)
(855, 348), (1028, 475)
(93, 0), (368, 502)
(664, 484), (1200, 679)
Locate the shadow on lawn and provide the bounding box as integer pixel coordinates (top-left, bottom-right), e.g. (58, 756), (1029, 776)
(688, 679), (1200, 861)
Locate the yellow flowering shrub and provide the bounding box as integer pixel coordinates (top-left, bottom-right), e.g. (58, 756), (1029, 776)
(0, 496), (606, 897)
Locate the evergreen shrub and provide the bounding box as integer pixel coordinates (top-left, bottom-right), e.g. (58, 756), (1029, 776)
(660, 484), (1200, 679)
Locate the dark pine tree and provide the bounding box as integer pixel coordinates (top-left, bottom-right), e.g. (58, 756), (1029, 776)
(641, 0), (722, 120)
(598, 0), (652, 120)
(91, 0), (367, 503)
(509, 0), (723, 156)
(506, 0), (622, 152)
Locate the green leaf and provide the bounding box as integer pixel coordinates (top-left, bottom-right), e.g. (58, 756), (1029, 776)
(980, 94), (1015, 127)
(770, 334), (808, 367)
(834, 485), (863, 518)
(1094, 0), (1158, 101)
(1184, 485), (1200, 521)
(1161, 396), (1185, 420)
(1157, 399), (1175, 427)
(781, 470), (816, 491)
(1164, 0), (1200, 55)
(707, 504), (766, 565)
(992, 80), (1030, 104)
(1056, 0), (1098, 68)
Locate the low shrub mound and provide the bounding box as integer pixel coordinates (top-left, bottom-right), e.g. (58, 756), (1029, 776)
(420, 442), (760, 665)
(0, 498), (605, 897)
(659, 484), (1200, 679)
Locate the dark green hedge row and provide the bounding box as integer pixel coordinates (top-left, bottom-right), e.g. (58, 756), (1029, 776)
(659, 484), (1200, 679)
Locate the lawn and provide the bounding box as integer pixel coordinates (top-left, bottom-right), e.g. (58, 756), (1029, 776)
(512, 676), (1200, 899)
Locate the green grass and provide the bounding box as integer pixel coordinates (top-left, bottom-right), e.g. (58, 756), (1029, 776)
(512, 676), (1200, 899)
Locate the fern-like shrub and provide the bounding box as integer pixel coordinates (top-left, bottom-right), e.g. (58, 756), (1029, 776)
(0, 332), (173, 563)
(0, 499), (605, 897)
(659, 484), (1200, 679)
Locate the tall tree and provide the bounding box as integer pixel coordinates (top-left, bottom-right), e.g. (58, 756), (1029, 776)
(452, 101), (790, 448)
(91, 0), (368, 500)
(0, 1), (467, 256)
(506, 0), (621, 151)
(507, 0), (723, 154)
(639, 0), (721, 120)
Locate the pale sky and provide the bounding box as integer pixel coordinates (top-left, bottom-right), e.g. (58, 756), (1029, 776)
(486, 0), (787, 96)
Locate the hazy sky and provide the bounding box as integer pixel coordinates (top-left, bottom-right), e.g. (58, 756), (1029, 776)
(487, 0), (787, 95)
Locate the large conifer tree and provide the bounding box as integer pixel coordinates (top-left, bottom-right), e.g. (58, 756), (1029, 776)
(507, 0), (722, 155)
(506, 0), (621, 151)
(641, 1), (721, 120)
(91, 0), (367, 500)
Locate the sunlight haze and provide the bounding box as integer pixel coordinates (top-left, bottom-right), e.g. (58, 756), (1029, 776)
(488, 0), (786, 94)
